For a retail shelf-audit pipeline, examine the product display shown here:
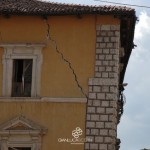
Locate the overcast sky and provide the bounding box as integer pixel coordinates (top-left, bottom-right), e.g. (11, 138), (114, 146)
(47, 0), (150, 149)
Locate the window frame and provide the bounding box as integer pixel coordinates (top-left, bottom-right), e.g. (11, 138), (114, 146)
(1, 43), (45, 97)
(8, 145), (32, 150)
(0, 116), (47, 150)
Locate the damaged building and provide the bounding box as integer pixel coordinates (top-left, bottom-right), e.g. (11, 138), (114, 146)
(0, 0), (136, 150)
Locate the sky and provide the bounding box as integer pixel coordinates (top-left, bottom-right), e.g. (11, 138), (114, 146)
(46, 0), (150, 150)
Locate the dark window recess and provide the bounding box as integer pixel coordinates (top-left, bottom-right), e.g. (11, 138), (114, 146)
(9, 147), (31, 150)
(12, 59), (33, 97)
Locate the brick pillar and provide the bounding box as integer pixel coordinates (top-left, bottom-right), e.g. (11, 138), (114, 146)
(85, 25), (120, 150)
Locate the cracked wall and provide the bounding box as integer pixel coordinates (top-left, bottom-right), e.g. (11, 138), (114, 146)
(0, 15), (120, 150)
(0, 15), (96, 97)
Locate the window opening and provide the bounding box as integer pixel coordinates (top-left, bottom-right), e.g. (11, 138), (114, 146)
(12, 59), (33, 97)
(9, 147), (31, 150)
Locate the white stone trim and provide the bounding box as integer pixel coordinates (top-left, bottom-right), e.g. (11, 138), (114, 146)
(0, 116), (47, 150)
(0, 43), (45, 97)
(0, 97), (87, 103)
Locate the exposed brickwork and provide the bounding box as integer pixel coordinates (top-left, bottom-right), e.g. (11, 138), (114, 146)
(85, 25), (120, 150)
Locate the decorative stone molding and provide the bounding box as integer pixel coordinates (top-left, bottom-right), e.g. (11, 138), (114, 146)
(85, 25), (120, 150)
(0, 43), (45, 97)
(0, 97), (87, 103)
(0, 115), (47, 150)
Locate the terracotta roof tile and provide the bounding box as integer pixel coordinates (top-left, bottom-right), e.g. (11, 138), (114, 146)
(0, 0), (135, 16)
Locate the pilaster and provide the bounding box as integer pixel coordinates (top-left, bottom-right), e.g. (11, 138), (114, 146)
(85, 25), (120, 150)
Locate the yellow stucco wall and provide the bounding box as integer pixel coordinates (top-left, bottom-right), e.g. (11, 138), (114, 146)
(0, 15), (119, 98)
(0, 102), (86, 150)
(0, 14), (120, 150)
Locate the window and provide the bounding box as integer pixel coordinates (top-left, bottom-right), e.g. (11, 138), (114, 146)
(12, 59), (33, 97)
(1, 43), (45, 97)
(9, 147), (31, 150)
(0, 116), (47, 150)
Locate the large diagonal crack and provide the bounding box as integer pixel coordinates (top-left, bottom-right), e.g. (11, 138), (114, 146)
(45, 18), (87, 98)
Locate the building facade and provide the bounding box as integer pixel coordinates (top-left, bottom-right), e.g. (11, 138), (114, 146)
(0, 1), (136, 150)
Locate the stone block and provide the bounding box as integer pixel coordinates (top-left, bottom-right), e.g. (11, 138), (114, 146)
(99, 55), (105, 60)
(110, 101), (117, 108)
(90, 143), (99, 150)
(96, 25), (101, 31)
(111, 37), (117, 42)
(106, 43), (113, 48)
(85, 143), (90, 150)
(109, 73), (118, 78)
(96, 54), (99, 60)
(99, 144), (107, 150)
(88, 107), (96, 113)
(115, 31), (120, 36)
(91, 114), (100, 121)
(88, 99), (92, 106)
(87, 114), (91, 120)
(104, 37), (110, 42)
(93, 86), (101, 92)
(105, 122), (112, 129)
(87, 121), (95, 128)
(97, 93), (105, 99)
(99, 66), (106, 71)
(109, 129), (116, 137)
(99, 43), (106, 48)
(100, 129), (108, 136)
(105, 137), (112, 143)
(86, 129), (90, 135)
(86, 136), (94, 142)
(95, 72), (102, 77)
(93, 100), (101, 106)
(89, 93), (96, 99)
(105, 55), (112, 60)
(103, 49), (109, 54)
(106, 66), (112, 72)
(109, 60), (117, 66)
(102, 72), (109, 78)
(95, 136), (103, 143)
(88, 78), (117, 86)
(96, 48), (103, 54)
(101, 101), (110, 107)
(110, 25), (120, 31)
(100, 31), (107, 36)
(97, 107), (105, 114)
(113, 55), (118, 61)
(96, 122), (104, 128)
(97, 37), (103, 42)
(106, 108), (114, 114)
(95, 66), (99, 72)
(110, 49), (116, 54)
(91, 129), (99, 135)
(103, 61), (109, 66)
(110, 86), (117, 93)
(100, 115), (109, 121)
(102, 86), (109, 92)
(108, 31), (114, 36)
(106, 93), (116, 100)
(101, 25), (111, 31)
(96, 60), (102, 66)
(89, 86), (93, 92)
(113, 67), (119, 73)
(108, 144), (115, 150)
